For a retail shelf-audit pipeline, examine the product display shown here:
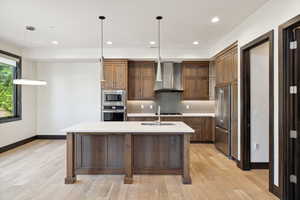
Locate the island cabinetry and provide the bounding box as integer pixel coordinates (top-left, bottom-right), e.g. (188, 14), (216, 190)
(64, 122), (193, 185)
(133, 135), (183, 173)
(74, 134), (125, 174)
(101, 59), (128, 90)
(128, 61), (155, 100)
(182, 61), (209, 100)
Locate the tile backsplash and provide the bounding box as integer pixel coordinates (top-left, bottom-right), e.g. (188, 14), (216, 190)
(127, 99), (215, 113)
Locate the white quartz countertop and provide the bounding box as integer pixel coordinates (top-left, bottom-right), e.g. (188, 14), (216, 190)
(127, 113), (215, 117)
(63, 121), (195, 134)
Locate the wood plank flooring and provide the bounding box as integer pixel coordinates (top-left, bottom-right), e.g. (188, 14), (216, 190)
(0, 140), (278, 200)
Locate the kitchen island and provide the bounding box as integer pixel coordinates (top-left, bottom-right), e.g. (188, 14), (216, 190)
(63, 121), (194, 184)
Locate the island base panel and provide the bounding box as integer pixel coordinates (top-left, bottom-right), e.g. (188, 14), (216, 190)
(65, 132), (191, 184)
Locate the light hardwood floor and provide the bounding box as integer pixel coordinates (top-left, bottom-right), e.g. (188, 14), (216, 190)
(0, 140), (278, 200)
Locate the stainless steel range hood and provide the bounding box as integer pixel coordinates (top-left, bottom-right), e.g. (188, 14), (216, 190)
(154, 62), (183, 92)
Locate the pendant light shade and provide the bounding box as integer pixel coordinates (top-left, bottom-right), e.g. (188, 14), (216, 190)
(99, 16), (106, 82)
(99, 56), (104, 81)
(15, 26), (47, 86)
(156, 16), (163, 82)
(13, 79), (47, 86)
(156, 58), (162, 82)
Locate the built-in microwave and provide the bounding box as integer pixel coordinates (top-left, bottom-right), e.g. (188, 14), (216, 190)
(102, 90), (126, 106)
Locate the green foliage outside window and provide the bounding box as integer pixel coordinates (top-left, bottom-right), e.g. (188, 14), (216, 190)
(0, 63), (14, 117)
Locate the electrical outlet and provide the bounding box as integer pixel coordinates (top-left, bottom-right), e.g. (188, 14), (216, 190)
(141, 104), (144, 109)
(254, 143), (259, 150)
(186, 105), (190, 109)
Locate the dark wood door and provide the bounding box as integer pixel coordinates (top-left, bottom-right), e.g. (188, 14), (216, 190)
(140, 62), (155, 100)
(114, 60), (128, 90)
(231, 81), (238, 159)
(183, 117), (214, 142)
(102, 61), (115, 89)
(182, 62), (209, 100)
(102, 59), (128, 90)
(128, 61), (155, 100)
(293, 28), (300, 199)
(128, 61), (141, 100)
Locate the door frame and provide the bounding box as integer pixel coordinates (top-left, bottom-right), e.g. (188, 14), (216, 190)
(240, 30), (275, 194)
(278, 14), (300, 200)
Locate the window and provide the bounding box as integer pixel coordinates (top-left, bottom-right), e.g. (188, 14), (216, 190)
(0, 50), (21, 123)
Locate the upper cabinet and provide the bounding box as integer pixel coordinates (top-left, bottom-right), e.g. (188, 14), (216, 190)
(215, 45), (238, 85)
(182, 61), (209, 100)
(128, 61), (155, 100)
(101, 59), (128, 90)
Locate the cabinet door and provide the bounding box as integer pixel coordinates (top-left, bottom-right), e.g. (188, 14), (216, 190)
(231, 82), (238, 159)
(182, 62), (209, 100)
(140, 62), (155, 100)
(114, 60), (128, 90)
(102, 61), (115, 89)
(127, 117), (157, 121)
(232, 49), (238, 81)
(128, 62), (141, 100)
(183, 117), (214, 142)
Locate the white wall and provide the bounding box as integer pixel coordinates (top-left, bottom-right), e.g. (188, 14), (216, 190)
(0, 41), (37, 147)
(36, 62), (100, 135)
(210, 0), (300, 186)
(250, 42), (269, 163)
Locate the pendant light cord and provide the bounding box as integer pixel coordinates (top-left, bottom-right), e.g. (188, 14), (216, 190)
(101, 19), (103, 59)
(99, 16), (106, 61)
(158, 19), (160, 60)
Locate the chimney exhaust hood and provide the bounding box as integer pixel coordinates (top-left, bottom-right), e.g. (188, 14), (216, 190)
(154, 62), (183, 93)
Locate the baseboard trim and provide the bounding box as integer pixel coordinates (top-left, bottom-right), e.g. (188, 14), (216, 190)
(36, 135), (66, 139)
(250, 162), (269, 169)
(270, 184), (281, 198)
(0, 136), (36, 153)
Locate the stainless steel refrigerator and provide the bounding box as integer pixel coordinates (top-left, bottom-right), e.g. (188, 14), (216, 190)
(215, 84), (231, 157)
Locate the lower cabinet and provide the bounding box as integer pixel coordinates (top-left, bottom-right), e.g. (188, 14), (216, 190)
(183, 117), (215, 142)
(127, 116), (215, 142)
(127, 117), (157, 121)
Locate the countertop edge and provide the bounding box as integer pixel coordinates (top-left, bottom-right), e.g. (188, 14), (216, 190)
(127, 113), (215, 117)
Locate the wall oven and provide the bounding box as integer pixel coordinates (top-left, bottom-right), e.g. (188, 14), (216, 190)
(101, 90), (126, 121)
(102, 106), (126, 121)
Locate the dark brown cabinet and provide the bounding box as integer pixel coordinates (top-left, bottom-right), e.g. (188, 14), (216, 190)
(182, 61), (209, 100)
(183, 117), (214, 142)
(101, 59), (128, 90)
(128, 61), (155, 100)
(231, 81), (238, 159)
(127, 117), (157, 121)
(127, 116), (215, 143)
(215, 45), (237, 85)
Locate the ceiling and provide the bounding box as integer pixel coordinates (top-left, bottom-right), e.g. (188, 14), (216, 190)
(0, 0), (269, 50)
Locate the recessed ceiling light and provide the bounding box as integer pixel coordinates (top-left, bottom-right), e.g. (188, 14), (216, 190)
(149, 41), (156, 45)
(106, 41), (112, 45)
(51, 41), (59, 45)
(193, 41), (199, 45)
(211, 16), (220, 23)
(25, 26), (36, 31)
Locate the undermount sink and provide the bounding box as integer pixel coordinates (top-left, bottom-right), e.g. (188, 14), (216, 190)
(141, 122), (175, 126)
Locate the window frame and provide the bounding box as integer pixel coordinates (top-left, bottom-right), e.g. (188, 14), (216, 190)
(0, 50), (22, 124)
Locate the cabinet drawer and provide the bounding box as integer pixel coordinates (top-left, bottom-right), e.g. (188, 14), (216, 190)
(127, 117), (156, 121)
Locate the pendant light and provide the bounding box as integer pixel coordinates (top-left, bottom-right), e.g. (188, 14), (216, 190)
(99, 16), (106, 82)
(13, 26), (47, 86)
(156, 16), (163, 82)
